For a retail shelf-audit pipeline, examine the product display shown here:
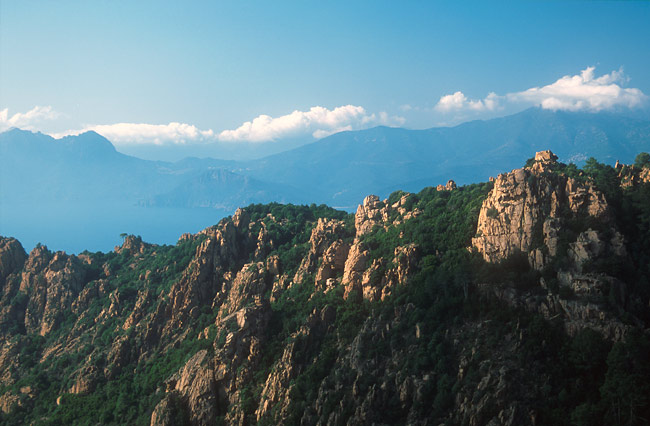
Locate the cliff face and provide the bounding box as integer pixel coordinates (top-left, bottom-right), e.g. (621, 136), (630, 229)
(471, 151), (632, 340)
(1, 151), (649, 426)
(147, 195), (429, 425)
(472, 150), (614, 267)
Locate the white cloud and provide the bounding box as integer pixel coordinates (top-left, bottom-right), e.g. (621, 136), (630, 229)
(11, 104), (403, 145)
(435, 92), (465, 112)
(0, 106), (59, 131)
(54, 122), (216, 145)
(434, 67), (647, 115)
(218, 105), (405, 143)
(434, 92), (499, 112)
(509, 66), (647, 111)
(48, 105), (403, 145)
(1, 107), (216, 147)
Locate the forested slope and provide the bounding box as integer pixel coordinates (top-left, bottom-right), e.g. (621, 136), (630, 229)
(1, 152), (649, 425)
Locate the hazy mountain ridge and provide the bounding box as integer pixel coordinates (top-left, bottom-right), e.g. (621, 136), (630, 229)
(3, 109), (650, 208)
(2, 108), (650, 252)
(145, 168), (304, 209)
(240, 108), (650, 206)
(0, 129), (286, 206)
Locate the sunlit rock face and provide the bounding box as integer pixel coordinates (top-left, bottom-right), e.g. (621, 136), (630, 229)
(472, 150), (613, 268)
(472, 151), (632, 340)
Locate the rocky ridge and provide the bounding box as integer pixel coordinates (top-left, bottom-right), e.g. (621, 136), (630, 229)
(471, 151), (634, 340)
(0, 151), (649, 425)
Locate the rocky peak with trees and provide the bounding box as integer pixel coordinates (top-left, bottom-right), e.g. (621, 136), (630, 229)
(1, 152), (649, 425)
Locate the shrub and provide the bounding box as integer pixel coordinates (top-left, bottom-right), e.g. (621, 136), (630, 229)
(634, 152), (650, 169)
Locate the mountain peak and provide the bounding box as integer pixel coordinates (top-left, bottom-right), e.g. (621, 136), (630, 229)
(78, 130), (103, 138)
(0, 127), (47, 139)
(61, 130), (118, 154)
(2, 127), (29, 135)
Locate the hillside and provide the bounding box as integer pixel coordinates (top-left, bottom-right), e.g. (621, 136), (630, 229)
(1, 151), (649, 425)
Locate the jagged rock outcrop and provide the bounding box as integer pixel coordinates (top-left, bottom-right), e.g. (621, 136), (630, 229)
(358, 244), (420, 302)
(0, 339), (23, 388)
(157, 350), (219, 426)
(122, 289), (150, 330)
(342, 240), (370, 299)
(0, 237), (27, 287)
(0, 238), (28, 336)
(437, 179), (457, 191)
(146, 193), (430, 424)
(114, 235), (149, 256)
(294, 218), (349, 284)
(12, 246), (89, 336)
(354, 195), (386, 237)
(472, 150), (634, 339)
(354, 194), (420, 240)
(344, 193), (421, 300)
(151, 258), (274, 425)
(353, 193), (420, 237)
(315, 240), (350, 288)
(615, 160), (650, 187)
(472, 150), (613, 268)
(150, 392), (185, 426)
(157, 211), (256, 339)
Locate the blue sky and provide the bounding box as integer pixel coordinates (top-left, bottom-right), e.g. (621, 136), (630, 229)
(1, 0), (649, 154)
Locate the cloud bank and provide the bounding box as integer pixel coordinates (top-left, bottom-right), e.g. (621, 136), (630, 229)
(509, 67), (646, 111)
(44, 105), (403, 145)
(435, 67), (647, 114)
(0, 106), (59, 132)
(218, 105), (405, 142)
(56, 122), (216, 145)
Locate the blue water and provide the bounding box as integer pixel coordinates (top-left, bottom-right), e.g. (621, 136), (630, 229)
(0, 203), (229, 254)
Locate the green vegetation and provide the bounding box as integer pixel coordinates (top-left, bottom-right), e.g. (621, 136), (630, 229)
(0, 235), (208, 425)
(556, 157), (650, 322)
(2, 157), (650, 425)
(361, 182), (492, 264)
(634, 152), (650, 169)
(246, 202), (353, 277)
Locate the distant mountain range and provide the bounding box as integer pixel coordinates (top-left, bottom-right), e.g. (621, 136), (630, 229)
(0, 129), (248, 206)
(1, 107), (650, 251)
(238, 108), (650, 208)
